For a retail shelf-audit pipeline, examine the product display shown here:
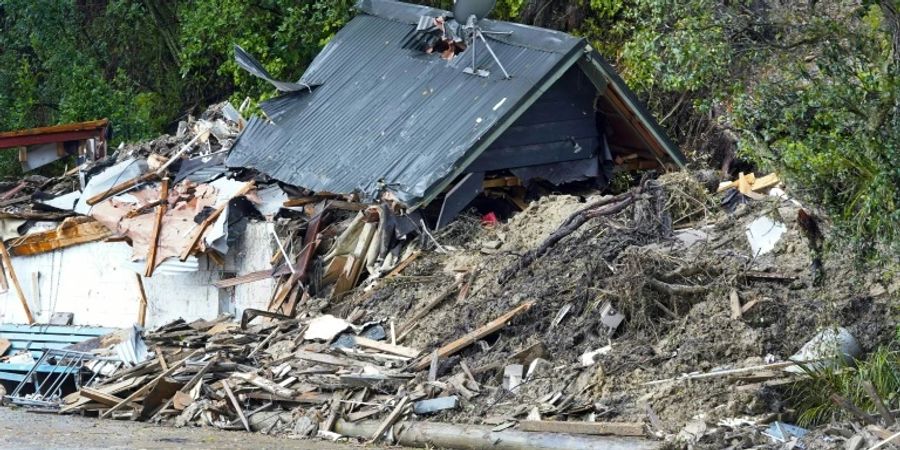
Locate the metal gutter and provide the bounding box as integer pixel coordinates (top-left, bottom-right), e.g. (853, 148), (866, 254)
(0, 119), (109, 149)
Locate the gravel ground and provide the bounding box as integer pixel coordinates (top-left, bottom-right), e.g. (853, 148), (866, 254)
(0, 406), (367, 449)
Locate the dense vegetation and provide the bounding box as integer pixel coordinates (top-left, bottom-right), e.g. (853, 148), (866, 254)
(1, 0), (898, 255)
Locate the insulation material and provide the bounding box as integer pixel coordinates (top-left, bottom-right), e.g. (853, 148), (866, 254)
(90, 183), (220, 268)
(745, 216), (787, 256)
(37, 191), (81, 211)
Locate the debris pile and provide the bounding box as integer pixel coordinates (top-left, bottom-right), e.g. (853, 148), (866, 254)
(19, 170), (891, 450)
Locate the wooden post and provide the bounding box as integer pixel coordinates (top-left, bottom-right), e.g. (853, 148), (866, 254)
(135, 274), (148, 327)
(144, 177), (169, 277)
(0, 240), (33, 324)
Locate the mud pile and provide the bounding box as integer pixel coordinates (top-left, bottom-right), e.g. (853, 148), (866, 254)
(335, 173), (896, 448)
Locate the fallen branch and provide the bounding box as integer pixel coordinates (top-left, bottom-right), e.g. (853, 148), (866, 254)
(647, 278), (710, 297)
(498, 186), (642, 284)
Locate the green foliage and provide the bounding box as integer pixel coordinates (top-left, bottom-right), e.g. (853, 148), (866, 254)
(0, 0), (898, 258)
(0, 0), (355, 178)
(730, 4), (900, 255)
(789, 344), (900, 427)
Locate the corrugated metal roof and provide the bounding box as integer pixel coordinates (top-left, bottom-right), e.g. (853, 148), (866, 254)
(227, 1), (584, 205)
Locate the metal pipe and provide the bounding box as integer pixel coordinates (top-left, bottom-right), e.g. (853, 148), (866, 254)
(334, 420), (660, 450)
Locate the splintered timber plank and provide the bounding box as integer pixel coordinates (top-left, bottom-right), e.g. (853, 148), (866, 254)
(144, 177), (169, 277)
(79, 387), (133, 408)
(0, 240), (33, 324)
(135, 274), (148, 328)
(222, 380), (251, 432)
(519, 420), (645, 437)
(353, 336), (420, 359)
(411, 301), (535, 371)
(100, 350), (202, 419)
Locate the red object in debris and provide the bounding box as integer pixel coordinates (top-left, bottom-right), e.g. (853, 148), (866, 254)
(482, 212), (499, 227)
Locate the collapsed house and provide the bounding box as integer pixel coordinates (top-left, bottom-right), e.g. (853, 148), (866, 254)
(0, 2), (896, 449)
(0, 0), (683, 332)
(229, 0), (685, 227)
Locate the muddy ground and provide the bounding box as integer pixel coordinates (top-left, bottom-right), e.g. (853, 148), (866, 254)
(0, 406), (365, 449)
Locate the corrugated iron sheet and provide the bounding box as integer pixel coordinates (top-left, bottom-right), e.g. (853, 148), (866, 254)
(227, 1), (584, 206)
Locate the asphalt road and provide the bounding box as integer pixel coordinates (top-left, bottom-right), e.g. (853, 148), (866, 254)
(0, 406), (368, 449)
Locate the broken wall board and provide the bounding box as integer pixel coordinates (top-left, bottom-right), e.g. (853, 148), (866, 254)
(8, 217), (111, 257)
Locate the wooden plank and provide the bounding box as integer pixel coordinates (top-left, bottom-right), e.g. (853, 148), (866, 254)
(79, 387), (132, 408)
(830, 393), (878, 425)
(519, 420), (645, 437)
(0, 240), (33, 324)
(353, 336), (420, 359)
(60, 376), (146, 414)
(100, 350), (201, 419)
(332, 221), (377, 298)
(294, 350), (367, 368)
(213, 266), (290, 289)
(135, 274), (148, 328)
(179, 181), (255, 261)
(411, 301), (534, 371)
(371, 396), (409, 443)
(8, 217), (111, 257)
(86, 172), (158, 206)
(144, 177), (169, 277)
(729, 289), (742, 320)
(231, 371), (297, 398)
(0, 338), (10, 356)
(222, 380), (251, 432)
(386, 251), (420, 278)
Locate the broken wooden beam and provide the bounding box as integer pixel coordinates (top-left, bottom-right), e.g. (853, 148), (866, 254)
(353, 336), (420, 359)
(222, 380), (251, 432)
(0, 240), (33, 324)
(100, 350), (202, 419)
(144, 177), (169, 277)
(411, 301), (534, 371)
(8, 217), (111, 257)
(371, 396), (409, 443)
(519, 420), (645, 437)
(79, 387), (133, 408)
(397, 279), (462, 342)
(86, 172), (158, 206)
(135, 274), (148, 328)
(729, 289), (742, 320)
(231, 371), (296, 398)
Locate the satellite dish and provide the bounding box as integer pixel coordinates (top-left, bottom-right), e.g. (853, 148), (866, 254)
(453, 0), (511, 79)
(453, 0), (496, 22)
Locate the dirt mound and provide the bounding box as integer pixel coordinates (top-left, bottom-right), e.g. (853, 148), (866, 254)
(336, 175), (895, 447)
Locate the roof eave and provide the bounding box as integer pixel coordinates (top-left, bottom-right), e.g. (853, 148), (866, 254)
(579, 48), (686, 168)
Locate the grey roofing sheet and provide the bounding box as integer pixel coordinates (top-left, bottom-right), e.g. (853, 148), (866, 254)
(227, 0), (584, 205)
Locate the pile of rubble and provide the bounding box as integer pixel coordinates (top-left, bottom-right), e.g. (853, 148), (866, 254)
(11, 167), (891, 449)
